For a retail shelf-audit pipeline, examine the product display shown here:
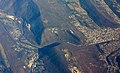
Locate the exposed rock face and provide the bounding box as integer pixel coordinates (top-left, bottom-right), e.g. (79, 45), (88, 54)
(105, 0), (120, 18)
(0, 0), (44, 44)
(0, 0), (120, 73)
(79, 0), (120, 28)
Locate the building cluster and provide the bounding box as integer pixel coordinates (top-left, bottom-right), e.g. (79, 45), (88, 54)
(63, 0), (120, 46)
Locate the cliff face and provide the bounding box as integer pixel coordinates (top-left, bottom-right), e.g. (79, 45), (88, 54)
(104, 0), (120, 18)
(0, 0), (44, 44)
(79, 0), (120, 28)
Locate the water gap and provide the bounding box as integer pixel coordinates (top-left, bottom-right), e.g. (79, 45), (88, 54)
(13, 0), (70, 73)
